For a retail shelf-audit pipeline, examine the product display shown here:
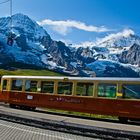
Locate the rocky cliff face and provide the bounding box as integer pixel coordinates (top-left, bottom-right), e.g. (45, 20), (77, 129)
(0, 13), (81, 75)
(74, 47), (95, 65)
(119, 43), (140, 66)
(0, 13), (140, 77)
(73, 30), (140, 77)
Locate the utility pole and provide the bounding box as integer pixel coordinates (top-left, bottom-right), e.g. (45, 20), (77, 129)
(10, 0), (12, 32)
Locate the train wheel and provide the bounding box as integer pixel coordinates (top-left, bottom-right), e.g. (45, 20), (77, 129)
(30, 107), (36, 111)
(20, 106), (29, 110)
(19, 106), (24, 110)
(118, 117), (128, 123)
(9, 104), (16, 108)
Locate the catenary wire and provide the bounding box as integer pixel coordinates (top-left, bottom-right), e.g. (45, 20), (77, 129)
(0, 0), (10, 5)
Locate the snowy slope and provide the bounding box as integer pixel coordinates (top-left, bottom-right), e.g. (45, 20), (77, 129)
(72, 29), (140, 76)
(0, 13), (78, 74)
(73, 29), (140, 62)
(0, 14), (140, 77)
(87, 60), (139, 77)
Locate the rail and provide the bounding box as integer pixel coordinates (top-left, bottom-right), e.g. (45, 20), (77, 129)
(0, 109), (140, 139)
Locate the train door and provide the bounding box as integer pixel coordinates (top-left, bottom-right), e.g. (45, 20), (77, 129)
(23, 79), (39, 106)
(9, 79), (23, 104)
(9, 78), (39, 108)
(0, 78), (10, 102)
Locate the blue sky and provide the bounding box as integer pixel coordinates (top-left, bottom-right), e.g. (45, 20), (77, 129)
(0, 0), (140, 44)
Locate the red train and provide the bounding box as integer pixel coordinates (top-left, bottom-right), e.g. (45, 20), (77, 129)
(0, 75), (140, 122)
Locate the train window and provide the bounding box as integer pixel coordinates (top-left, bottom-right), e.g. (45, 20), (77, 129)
(98, 84), (116, 98)
(2, 80), (7, 90)
(25, 80), (38, 92)
(11, 80), (23, 91)
(41, 81), (54, 93)
(58, 82), (73, 95)
(122, 84), (140, 99)
(76, 83), (93, 96)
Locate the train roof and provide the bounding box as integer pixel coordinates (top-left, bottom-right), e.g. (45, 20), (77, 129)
(1, 75), (140, 82)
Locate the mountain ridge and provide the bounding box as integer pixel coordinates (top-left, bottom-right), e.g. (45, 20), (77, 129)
(0, 13), (140, 77)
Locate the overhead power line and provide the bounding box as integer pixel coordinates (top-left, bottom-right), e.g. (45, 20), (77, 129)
(10, 0), (12, 30)
(0, 0), (10, 5)
(0, 0), (12, 28)
(0, 0), (14, 46)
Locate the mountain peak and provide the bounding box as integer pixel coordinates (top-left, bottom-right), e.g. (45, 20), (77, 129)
(72, 29), (137, 49)
(12, 13), (29, 19)
(97, 29), (135, 44)
(118, 29), (134, 38)
(11, 13), (38, 27)
(0, 13), (50, 39)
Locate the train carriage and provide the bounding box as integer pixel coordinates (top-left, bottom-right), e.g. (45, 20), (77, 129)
(0, 75), (140, 121)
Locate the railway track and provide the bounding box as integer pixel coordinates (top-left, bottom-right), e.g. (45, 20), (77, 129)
(0, 104), (140, 139)
(35, 108), (140, 125)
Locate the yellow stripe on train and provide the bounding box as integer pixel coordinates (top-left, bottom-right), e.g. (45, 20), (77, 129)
(117, 93), (123, 97)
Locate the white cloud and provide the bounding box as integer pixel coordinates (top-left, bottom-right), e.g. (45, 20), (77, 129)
(38, 19), (110, 35)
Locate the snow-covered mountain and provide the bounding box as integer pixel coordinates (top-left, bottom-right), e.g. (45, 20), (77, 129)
(73, 29), (140, 62)
(0, 13), (140, 77)
(72, 29), (140, 77)
(0, 14), (76, 73)
(0, 13), (48, 39)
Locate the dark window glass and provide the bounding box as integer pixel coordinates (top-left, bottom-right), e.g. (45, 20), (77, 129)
(76, 83), (93, 96)
(11, 80), (23, 91)
(122, 84), (140, 99)
(98, 84), (116, 98)
(41, 81), (54, 93)
(58, 82), (73, 95)
(25, 80), (37, 92)
(2, 80), (7, 90)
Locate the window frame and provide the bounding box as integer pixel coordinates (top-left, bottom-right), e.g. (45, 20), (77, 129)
(2, 79), (8, 91)
(122, 84), (140, 99)
(76, 82), (94, 97)
(97, 83), (117, 98)
(25, 80), (38, 93)
(57, 81), (73, 96)
(40, 81), (55, 94)
(11, 79), (23, 91)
